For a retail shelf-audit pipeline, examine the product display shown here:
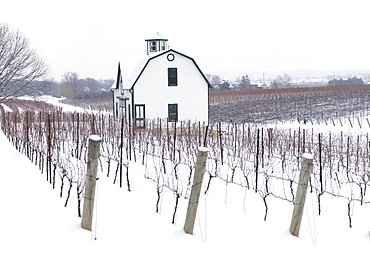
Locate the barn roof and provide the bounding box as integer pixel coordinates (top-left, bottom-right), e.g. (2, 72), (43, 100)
(116, 49), (211, 90)
(145, 31), (168, 41)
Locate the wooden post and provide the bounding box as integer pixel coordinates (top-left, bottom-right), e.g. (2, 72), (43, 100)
(81, 135), (101, 231)
(184, 147), (209, 234)
(290, 153), (313, 237)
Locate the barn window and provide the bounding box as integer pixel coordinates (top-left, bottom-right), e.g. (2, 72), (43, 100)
(168, 68), (177, 86)
(168, 104), (178, 122)
(135, 104), (145, 128)
(150, 41), (157, 52)
(161, 41), (167, 50)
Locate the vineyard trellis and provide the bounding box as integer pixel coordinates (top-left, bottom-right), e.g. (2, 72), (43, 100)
(1, 98), (370, 227)
(210, 84), (370, 125)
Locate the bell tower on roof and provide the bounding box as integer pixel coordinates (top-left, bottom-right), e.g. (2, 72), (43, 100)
(145, 32), (169, 55)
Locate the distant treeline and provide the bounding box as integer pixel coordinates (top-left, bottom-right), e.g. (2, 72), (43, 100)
(328, 76), (364, 86)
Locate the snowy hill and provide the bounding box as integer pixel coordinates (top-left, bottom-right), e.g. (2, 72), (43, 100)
(1, 104), (370, 277)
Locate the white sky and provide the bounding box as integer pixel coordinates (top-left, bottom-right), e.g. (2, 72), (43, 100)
(1, 0), (369, 81)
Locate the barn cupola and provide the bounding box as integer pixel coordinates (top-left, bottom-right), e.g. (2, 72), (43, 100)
(145, 32), (169, 55)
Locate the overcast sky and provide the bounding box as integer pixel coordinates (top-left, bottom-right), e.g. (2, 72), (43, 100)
(1, 0), (369, 81)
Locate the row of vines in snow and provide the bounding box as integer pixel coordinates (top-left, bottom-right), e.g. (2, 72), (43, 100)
(1, 98), (370, 226)
(61, 84), (370, 126)
(210, 84), (370, 124)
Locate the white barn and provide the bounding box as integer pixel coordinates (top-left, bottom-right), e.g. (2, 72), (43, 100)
(112, 34), (211, 127)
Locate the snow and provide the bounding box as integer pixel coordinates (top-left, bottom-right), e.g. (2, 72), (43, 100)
(1, 109), (370, 277)
(302, 153), (313, 160)
(198, 146), (209, 152)
(118, 49), (171, 90)
(89, 134), (101, 142)
(0, 103), (12, 112)
(35, 95), (87, 112)
(120, 56), (151, 89)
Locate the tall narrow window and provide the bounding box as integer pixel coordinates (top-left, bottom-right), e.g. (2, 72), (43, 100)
(150, 41), (157, 52)
(168, 68), (177, 86)
(161, 41), (167, 50)
(168, 104), (178, 122)
(135, 104), (145, 128)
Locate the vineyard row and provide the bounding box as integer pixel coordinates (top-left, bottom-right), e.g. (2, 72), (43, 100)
(1, 100), (370, 226)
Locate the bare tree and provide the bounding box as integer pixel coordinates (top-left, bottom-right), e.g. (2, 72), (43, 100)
(205, 74), (221, 89)
(61, 72), (79, 99)
(0, 23), (49, 103)
(272, 74), (292, 88)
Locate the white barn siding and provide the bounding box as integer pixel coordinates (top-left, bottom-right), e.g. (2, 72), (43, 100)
(112, 75), (132, 119)
(112, 88), (121, 118)
(134, 51), (209, 123)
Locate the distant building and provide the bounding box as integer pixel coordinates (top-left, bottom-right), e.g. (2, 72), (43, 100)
(291, 78), (328, 87)
(111, 33), (211, 127)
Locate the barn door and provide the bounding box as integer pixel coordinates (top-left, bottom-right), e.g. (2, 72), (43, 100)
(168, 103), (178, 122)
(135, 104), (145, 128)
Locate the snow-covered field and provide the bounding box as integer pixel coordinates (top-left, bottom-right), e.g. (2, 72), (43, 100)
(1, 99), (370, 277)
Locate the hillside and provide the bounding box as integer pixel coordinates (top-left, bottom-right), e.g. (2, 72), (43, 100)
(1, 97), (370, 277)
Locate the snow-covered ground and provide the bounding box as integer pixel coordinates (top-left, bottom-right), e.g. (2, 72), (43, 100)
(1, 100), (370, 277)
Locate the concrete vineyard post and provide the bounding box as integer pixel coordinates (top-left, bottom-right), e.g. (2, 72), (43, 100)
(81, 135), (101, 231)
(290, 153), (313, 237)
(184, 147), (209, 234)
